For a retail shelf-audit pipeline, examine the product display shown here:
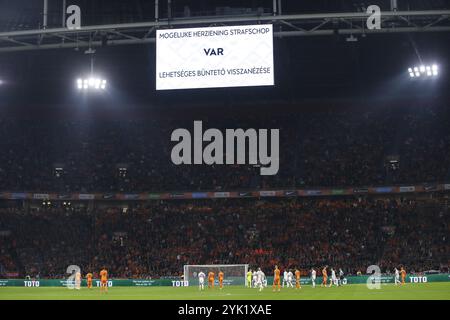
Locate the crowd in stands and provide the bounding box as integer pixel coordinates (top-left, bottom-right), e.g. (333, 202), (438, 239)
(0, 197), (448, 278)
(0, 237), (16, 276)
(0, 104), (449, 279)
(0, 105), (449, 193)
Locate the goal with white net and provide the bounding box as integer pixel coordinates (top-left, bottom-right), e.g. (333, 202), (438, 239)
(183, 264), (249, 286)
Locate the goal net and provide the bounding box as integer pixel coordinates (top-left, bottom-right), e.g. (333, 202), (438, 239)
(183, 264), (248, 286)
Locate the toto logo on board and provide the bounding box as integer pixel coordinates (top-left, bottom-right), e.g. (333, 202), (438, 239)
(172, 280), (189, 287)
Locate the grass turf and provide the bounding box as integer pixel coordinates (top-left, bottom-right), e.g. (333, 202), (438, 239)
(1, 283), (449, 300)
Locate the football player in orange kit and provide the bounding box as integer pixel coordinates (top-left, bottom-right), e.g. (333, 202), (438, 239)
(86, 272), (93, 289)
(208, 271), (215, 289)
(321, 266), (328, 287)
(400, 267), (407, 285)
(272, 265), (281, 292)
(295, 269), (301, 289)
(99, 268), (108, 293)
(218, 270), (224, 290)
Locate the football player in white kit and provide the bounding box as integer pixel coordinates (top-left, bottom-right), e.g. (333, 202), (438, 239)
(252, 271), (258, 288)
(286, 270), (294, 288)
(255, 268), (265, 292)
(311, 268), (317, 288)
(198, 271), (206, 290)
(75, 271), (81, 290)
(282, 270), (288, 288)
(394, 268), (401, 285)
(338, 268), (345, 286)
(329, 268), (337, 287)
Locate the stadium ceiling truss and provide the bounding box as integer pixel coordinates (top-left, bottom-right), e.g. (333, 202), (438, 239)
(0, 10), (449, 53)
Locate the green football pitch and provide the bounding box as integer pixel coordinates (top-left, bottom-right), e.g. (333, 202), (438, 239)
(1, 283), (450, 300)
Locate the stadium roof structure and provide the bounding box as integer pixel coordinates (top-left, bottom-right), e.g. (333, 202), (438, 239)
(0, 1), (450, 53)
(0, 1), (449, 107)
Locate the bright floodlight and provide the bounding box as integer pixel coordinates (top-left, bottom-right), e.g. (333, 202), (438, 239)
(432, 65), (438, 76)
(76, 77), (107, 90)
(408, 64), (439, 79)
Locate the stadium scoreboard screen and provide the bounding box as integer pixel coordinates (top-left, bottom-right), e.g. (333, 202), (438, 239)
(156, 24), (274, 90)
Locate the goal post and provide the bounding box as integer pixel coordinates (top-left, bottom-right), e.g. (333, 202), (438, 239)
(183, 264), (249, 287)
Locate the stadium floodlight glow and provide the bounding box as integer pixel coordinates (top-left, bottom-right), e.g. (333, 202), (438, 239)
(76, 77), (107, 91)
(408, 64), (439, 79)
(76, 49), (107, 91)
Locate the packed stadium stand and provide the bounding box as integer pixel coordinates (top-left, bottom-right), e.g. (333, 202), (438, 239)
(0, 197), (448, 279)
(0, 103), (449, 279)
(0, 104), (449, 193)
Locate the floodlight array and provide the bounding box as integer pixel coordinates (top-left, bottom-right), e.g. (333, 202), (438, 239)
(77, 77), (107, 90)
(408, 65), (438, 78)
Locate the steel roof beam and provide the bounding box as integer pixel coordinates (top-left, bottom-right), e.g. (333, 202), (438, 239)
(0, 10), (449, 38)
(0, 10), (449, 52)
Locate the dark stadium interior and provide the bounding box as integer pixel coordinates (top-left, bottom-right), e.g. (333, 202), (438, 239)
(0, 1), (449, 282)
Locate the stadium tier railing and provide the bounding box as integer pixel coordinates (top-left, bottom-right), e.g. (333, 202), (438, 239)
(1, 183), (449, 201)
